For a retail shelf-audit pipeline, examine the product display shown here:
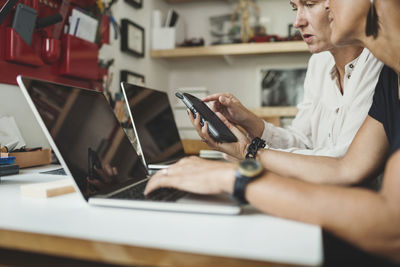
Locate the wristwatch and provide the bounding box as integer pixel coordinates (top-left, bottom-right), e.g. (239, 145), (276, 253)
(233, 159), (264, 205)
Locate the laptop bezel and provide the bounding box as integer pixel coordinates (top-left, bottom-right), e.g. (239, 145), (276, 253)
(121, 82), (149, 168)
(121, 82), (186, 169)
(17, 76), (149, 201)
(17, 75), (90, 202)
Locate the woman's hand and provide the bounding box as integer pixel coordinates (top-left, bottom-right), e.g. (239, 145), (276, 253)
(144, 156), (236, 195)
(189, 110), (250, 160)
(203, 93), (264, 138)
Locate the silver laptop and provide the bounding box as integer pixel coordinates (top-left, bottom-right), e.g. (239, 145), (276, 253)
(17, 76), (241, 215)
(121, 82), (186, 170)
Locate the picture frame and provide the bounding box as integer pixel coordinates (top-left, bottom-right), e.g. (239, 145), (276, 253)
(124, 0), (142, 9)
(260, 67), (307, 107)
(121, 19), (145, 58)
(120, 70), (145, 86)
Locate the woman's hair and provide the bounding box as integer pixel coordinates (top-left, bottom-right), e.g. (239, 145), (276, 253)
(366, 0), (380, 38)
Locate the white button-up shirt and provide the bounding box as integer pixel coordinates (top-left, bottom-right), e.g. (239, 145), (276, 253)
(261, 49), (384, 156)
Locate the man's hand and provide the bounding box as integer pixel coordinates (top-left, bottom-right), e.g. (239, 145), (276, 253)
(189, 110), (250, 159)
(203, 93), (264, 137)
(144, 156), (236, 195)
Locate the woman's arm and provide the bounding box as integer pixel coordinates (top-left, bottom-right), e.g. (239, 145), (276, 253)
(145, 151), (400, 262)
(246, 150), (400, 262)
(257, 116), (389, 185)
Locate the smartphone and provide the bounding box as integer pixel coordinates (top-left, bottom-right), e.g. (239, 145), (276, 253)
(176, 92), (238, 143)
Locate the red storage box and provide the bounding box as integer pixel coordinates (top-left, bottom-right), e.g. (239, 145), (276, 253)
(59, 34), (99, 80)
(5, 28), (44, 67)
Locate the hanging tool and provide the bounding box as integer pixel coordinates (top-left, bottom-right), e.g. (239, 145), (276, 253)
(104, 0), (119, 40)
(96, 0), (104, 12)
(51, 0), (70, 40)
(36, 13), (63, 29)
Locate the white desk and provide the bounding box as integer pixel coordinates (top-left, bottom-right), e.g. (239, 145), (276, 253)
(0, 166), (323, 266)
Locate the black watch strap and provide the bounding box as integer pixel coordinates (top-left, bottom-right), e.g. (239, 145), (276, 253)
(233, 171), (250, 205)
(246, 137), (266, 159)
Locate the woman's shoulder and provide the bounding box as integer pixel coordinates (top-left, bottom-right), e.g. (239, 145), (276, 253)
(309, 51), (333, 64)
(307, 52), (334, 72)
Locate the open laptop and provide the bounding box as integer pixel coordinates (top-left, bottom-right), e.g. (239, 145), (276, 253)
(121, 82), (186, 170)
(17, 76), (240, 215)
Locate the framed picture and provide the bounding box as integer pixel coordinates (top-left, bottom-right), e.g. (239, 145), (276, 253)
(121, 19), (145, 57)
(260, 68), (307, 107)
(120, 70), (145, 86)
(124, 0), (142, 9)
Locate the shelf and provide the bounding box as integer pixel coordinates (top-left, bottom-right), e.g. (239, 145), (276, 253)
(151, 41), (309, 59)
(165, 0), (199, 2)
(250, 106), (298, 118)
(165, 0), (226, 3)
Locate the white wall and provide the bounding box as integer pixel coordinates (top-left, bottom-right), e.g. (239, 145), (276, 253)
(159, 0), (311, 108)
(100, 0), (311, 108)
(170, 0), (297, 45)
(99, 0), (171, 94)
(0, 84), (51, 148)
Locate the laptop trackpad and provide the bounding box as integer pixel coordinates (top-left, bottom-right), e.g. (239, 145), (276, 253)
(177, 193), (237, 206)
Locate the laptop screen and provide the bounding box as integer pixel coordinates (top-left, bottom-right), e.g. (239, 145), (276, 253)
(122, 83), (185, 164)
(21, 77), (148, 200)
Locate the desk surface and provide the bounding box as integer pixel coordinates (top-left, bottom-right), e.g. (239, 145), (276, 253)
(0, 166), (323, 266)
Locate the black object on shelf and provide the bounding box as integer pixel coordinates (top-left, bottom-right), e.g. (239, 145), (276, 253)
(0, 164), (19, 177)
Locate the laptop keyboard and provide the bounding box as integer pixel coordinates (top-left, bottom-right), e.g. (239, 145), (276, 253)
(110, 181), (187, 202)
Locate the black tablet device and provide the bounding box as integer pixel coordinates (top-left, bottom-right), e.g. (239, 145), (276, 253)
(176, 92), (238, 143)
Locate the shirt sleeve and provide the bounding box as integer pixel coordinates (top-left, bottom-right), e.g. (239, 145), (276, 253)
(270, 138), (352, 157)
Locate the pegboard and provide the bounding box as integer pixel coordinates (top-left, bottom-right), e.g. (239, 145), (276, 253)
(0, 0), (109, 91)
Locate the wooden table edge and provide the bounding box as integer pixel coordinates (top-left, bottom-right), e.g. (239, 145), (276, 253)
(0, 228), (309, 267)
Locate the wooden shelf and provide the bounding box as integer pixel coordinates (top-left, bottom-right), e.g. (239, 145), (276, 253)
(165, 0), (201, 3)
(165, 0), (227, 3)
(151, 41), (309, 59)
(250, 106), (298, 118)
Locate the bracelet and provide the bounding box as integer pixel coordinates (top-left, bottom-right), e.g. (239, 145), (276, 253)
(245, 137), (266, 159)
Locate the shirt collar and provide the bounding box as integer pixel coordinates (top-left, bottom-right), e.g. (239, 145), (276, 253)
(329, 55), (361, 82)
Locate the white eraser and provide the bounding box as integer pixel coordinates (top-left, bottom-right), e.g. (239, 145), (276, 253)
(20, 178), (75, 198)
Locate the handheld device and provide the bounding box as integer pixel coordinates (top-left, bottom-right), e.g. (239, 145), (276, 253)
(176, 92), (237, 143)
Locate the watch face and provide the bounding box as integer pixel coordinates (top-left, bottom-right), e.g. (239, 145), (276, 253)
(238, 159), (263, 178)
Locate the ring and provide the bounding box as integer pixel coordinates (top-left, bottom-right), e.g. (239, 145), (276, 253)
(162, 168), (168, 176)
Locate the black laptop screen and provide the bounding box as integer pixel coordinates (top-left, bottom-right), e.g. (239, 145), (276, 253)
(23, 78), (148, 200)
(123, 83), (186, 164)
